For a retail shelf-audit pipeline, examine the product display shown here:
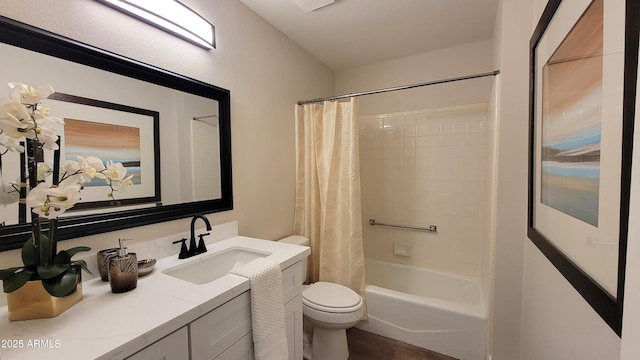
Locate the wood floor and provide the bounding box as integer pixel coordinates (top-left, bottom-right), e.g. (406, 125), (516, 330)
(346, 328), (459, 360)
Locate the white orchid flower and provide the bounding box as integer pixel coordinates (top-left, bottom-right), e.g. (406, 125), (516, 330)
(1, 83), (131, 214)
(0, 178), (19, 206)
(104, 160), (127, 182)
(37, 162), (53, 181)
(8, 83), (55, 105)
(27, 182), (82, 219)
(0, 100), (32, 139)
(25, 182), (50, 216)
(111, 174), (134, 194)
(0, 83), (57, 145)
(35, 103), (52, 117)
(99, 160), (134, 197)
(62, 159), (80, 175)
(64, 156), (102, 184)
(37, 126), (59, 150)
(85, 156), (106, 172)
(47, 183), (82, 210)
(0, 133), (24, 152)
(33, 104), (63, 130)
(76, 156), (105, 183)
(0, 97), (30, 121)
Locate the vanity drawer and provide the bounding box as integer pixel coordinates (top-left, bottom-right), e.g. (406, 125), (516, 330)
(190, 291), (252, 360)
(281, 261), (303, 304)
(214, 332), (255, 360)
(126, 326), (189, 360)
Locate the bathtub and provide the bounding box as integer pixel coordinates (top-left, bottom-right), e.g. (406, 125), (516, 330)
(356, 259), (487, 360)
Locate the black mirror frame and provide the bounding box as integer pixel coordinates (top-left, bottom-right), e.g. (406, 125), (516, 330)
(527, 0), (639, 336)
(0, 15), (233, 251)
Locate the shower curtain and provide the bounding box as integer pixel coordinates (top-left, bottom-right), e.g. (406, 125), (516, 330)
(293, 98), (365, 298)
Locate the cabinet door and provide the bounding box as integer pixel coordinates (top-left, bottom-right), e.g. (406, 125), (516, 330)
(191, 291), (252, 360)
(215, 333), (254, 360)
(281, 262), (303, 304)
(285, 294), (303, 360)
(126, 326), (189, 360)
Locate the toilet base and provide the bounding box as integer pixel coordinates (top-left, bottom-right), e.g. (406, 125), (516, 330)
(312, 327), (349, 360)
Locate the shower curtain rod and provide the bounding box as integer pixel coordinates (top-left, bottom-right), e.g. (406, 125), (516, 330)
(297, 70), (500, 105)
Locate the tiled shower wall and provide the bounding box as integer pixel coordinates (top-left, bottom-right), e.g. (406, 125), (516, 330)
(359, 103), (491, 277)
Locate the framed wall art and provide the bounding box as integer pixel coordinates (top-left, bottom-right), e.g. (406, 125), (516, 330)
(49, 93), (161, 211)
(528, 0), (639, 335)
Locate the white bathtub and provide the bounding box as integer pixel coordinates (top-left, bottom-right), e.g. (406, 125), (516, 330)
(356, 259), (487, 360)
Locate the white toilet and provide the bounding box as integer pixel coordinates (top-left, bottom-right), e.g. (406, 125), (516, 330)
(279, 236), (364, 360)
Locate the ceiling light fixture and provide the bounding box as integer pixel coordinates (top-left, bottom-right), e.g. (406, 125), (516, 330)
(98, 0), (215, 49)
(291, 0), (336, 12)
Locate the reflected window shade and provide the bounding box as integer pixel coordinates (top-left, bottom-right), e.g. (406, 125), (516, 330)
(99, 0), (215, 49)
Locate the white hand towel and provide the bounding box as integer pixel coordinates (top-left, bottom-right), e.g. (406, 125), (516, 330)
(231, 257), (289, 360)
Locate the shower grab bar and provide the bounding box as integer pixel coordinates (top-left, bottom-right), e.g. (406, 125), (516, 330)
(192, 114), (218, 120)
(368, 219), (437, 233)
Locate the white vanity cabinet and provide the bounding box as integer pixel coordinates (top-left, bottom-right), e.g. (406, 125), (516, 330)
(124, 292), (253, 360)
(281, 261), (304, 360)
(127, 292), (254, 360)
(126, 327), (190, 360)
(189, 260), (305, 360)
(126, 260), (305, 360)
(190, 291), (253, 360)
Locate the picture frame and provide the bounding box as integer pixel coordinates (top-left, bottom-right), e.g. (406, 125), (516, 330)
(528, 0), (638, 335)
(49, 92), (161, 211)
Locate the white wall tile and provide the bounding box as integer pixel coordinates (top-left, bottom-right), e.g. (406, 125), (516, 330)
(359, 103), (490, 277)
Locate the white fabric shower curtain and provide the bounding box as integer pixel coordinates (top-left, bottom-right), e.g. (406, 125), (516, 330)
(293, 98), (365, 298)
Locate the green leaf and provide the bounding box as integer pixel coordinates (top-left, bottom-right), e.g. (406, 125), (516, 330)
(0, 267), (25, 281)
(37, 264), (69, 279)
(35, 251), (72, 279)
(53, 250), (72, 264)
(71, 260), (94, 277)
(21, 238), (36, 266)
(42, 269), (78, 297)
(2, 269), (34, 293)
(65, 246), (91, 258)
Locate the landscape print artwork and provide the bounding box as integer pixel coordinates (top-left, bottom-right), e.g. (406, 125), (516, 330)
(541, 0), (602, 227)
(64, 118), (142, 186)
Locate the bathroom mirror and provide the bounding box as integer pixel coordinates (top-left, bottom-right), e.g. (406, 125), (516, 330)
(0, 15), (232, 251)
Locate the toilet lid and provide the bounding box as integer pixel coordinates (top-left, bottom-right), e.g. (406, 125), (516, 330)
(303, 282), (362, 311)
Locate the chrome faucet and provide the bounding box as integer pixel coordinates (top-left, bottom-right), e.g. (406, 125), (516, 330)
(173, 214), (212, 259)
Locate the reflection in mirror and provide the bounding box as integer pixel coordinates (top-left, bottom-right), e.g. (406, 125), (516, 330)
(0, 15), (232, 251)
(177, 93), (221, 202)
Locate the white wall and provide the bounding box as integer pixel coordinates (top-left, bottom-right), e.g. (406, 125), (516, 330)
(336, 39), (494, 115)
(492, 0), (622, 359)
(488, 0), (528, 357)
(483, 77), (500, 350)
(521, 241), (621, 359)
(0, 0), (332, 273)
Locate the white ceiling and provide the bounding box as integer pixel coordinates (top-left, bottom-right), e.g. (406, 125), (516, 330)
(239, 0), (500, 71)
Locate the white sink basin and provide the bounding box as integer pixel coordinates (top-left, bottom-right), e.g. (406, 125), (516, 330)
(162, 247), (271, 284)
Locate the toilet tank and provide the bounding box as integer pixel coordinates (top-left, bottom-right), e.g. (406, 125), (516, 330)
(278, 235), (310, 280)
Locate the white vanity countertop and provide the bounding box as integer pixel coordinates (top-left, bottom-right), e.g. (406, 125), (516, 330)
(0, 236), (310, 360)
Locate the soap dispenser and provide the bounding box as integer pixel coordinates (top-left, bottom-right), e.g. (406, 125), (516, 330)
(109, 238), (138, 293)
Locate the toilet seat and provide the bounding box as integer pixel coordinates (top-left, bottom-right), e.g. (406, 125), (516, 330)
(303, 282), (363, 313)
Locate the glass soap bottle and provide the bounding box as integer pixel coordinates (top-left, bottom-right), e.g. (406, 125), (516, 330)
(109, 238), (138, 293)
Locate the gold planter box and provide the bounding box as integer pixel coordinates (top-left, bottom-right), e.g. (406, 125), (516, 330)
(6, 280), (83, 322)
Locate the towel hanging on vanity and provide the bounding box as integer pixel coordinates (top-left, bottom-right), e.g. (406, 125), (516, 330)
(231, 258), (288, 360)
